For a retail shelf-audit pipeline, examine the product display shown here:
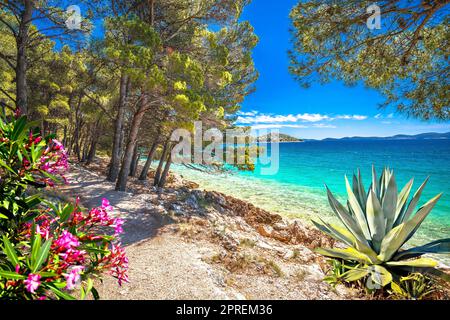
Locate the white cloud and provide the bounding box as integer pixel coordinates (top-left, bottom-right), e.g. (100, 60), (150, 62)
(236, 112), (364, 124)
(374, 113), (395, 120)
(335, 115), (368, 120)
(297, 113), (330, 122)
(250, 124), (308, 130)
(237, 110), (258, 116)
(313, 123), (337, 128)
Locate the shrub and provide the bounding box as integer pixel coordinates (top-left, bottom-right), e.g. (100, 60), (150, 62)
(313, 167), (449, 295)
(0, 114), (128, 300)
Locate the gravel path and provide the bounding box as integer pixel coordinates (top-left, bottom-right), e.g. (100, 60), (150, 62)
(61, 167), (239, 300)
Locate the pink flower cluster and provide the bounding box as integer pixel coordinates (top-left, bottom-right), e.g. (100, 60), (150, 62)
(39, 139), (69, 186)
(86, 199), (124, 236)
(107, 243), (129, 286)
(53, 230), (86, 267)
(17, 198), (129, 295)
(24, 274), (41, 294)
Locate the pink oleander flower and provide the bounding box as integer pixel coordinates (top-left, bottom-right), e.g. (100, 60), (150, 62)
(54, 230), (80, 251)
(38, 139), (69, 185)
(24, 274), (41, 294)
(112, 218), (124, 235)
(108, 243), (129, 286)
(65, 266), (84, 290)
(101, 198), (114, 212)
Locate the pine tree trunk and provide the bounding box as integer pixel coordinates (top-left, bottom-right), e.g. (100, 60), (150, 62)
(158, 150), (173, 188)
(115, 93), (148, 191)
(138, 139), (159, 181)
(108, 73), (128, 182)
(153, 140), (171, 187)
(15, 0), (33, 115)
(129, 143), (140, 177)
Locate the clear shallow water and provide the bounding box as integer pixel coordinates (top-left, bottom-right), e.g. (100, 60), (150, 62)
(167, 140), (450, 256)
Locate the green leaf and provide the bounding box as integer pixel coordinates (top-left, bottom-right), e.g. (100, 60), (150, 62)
(393, 238), (450, 260)
(382, 173), (398, 231)
(325, 185), (368, 246)
(342, 267), (369, 282)
(394, 179), (414, 226)
(84, 278), (94, 300)
(315, 247), (373, 264)
(39, 272), (58, 278)
(395, 177), (429, 226)
(369, 265), (392, 287)
(11, 116), (27, 140)
(366, 189), (385, 252)
(24, 195), (42, 210)
(0, 270), (26, 280)
(47, 285), (76, 300)
(2, 236), (20, 267)
(378, 193), (442, 262)
(32, 238), (53, 273)
(91, 287), (100, 300)
(31, 233), (42, 269)
(386, 257), (438, 268)
(345, 176), (371, 240)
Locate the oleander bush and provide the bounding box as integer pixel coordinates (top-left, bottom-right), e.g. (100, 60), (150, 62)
(0, 114), (128, 300)
(314, 167), (450, 297)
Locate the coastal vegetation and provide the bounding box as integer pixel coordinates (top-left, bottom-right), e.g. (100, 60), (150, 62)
(0, 0), (258, 192)
(314, 167), (450, 298)
(289, 0), (449, 120)
(0, 0), (448, 301)
(0, 115), (127, 299)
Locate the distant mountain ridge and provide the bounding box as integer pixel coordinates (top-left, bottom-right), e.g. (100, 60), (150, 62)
(257, 133), (303, 143)
(320, 132), (450, 141)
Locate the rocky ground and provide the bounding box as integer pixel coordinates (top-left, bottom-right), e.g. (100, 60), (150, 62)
(57, 158), (363, 300)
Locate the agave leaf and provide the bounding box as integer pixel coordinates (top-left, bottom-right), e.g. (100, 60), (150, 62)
(379, 168), (388, 200)
(393, 238), (450, 261)
(312, 218), (378, 261)
(394, 177), (429, 227)
(366, 190), (385, 252)
(386, 257), (438, 268)
(352, 170), (366, 211)
(312, 219), (353, 247)
(342, 267), (369, 282)
(382, 173), (398, 231)
(372, 165), (379, 197)
(314, 247), (374, 264)
(377, 193), (442, 262)
(325, 186), (367, 244)
(369, 265), (393, 287)
(345, 176), (371, 240)
(393, 179), (414, 227)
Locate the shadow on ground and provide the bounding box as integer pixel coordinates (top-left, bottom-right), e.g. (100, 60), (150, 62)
(61, 167), (175, 246)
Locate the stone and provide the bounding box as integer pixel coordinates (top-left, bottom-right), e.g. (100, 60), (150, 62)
(271, 230), (292, 243)
(257, 224), (273, 237)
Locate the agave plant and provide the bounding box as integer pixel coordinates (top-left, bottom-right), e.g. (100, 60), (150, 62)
(313, 167), (450, 289)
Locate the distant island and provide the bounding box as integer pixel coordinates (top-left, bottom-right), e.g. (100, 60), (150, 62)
(319, 132), (450, 141)
(257, 133), (303, 143)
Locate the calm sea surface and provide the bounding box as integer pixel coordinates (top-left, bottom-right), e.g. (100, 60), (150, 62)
(168, 140), (450, 252)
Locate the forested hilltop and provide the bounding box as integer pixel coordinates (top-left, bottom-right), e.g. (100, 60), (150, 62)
(0, 0), (258, 190)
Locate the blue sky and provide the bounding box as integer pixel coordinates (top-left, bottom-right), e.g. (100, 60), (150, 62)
(236, 0), (450, 139)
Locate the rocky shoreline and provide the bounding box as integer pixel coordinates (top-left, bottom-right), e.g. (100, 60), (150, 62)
(58, 157), (360, 299)
(59, 157), (449, 299)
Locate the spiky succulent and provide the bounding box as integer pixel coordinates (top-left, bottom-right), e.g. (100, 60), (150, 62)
(314, 167), (450, 289)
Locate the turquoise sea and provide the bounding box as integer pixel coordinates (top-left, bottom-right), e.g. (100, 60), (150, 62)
(169, 140), (450, 256)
